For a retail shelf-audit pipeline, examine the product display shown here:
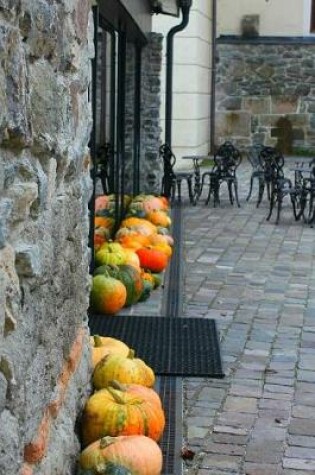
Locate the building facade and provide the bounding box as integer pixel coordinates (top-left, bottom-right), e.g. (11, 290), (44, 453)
(154, 0), (315, 161)
(216, 0), (315, 152)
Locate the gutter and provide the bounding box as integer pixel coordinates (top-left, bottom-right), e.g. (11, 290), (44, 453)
(165, 0), (192, 147)
(210, 0), (217, 153)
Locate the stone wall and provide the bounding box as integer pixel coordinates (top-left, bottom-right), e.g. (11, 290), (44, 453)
(0, 1), (93, 474)
(124, 33), (163, 195)
(140, 33), (163, 194)
(216, 39), (315, 153)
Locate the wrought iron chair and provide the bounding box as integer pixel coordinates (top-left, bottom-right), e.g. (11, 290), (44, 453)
(245, 144), (265, 204)
(200, 141), (242, 207)
(159, 144), (195, 204)
(95, 143), (111, 194)
(296, 158), (315, 225)
(264, 150), (305, 224)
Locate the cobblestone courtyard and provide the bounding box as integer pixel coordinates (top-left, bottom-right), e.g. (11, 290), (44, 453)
(182, 160), (315, 474)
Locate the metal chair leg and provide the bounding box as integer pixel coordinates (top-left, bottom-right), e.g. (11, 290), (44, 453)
(246, 175), (254, 201)
(257, 179), (265, 208)
(228, 181), (234, 205)
(276, 194), (282, 225)
(266, 192), (275, 221)
(177, 180), (182, 201)
(187, 177), (194, 204)
(234, 180), (241, 208)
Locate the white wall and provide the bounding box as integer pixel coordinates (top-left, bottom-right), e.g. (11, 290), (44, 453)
(218, 0), (312, 37)
(152, 0), (213, 168)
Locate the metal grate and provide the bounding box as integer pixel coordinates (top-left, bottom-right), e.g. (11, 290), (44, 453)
(163, 202), (183, 318)
(156, 376), (183, 475)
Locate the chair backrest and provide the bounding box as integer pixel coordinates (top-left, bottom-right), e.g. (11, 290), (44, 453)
(159, 144), (176, 176)
(246, 144), (265, 169)
(159, 143), (177, 197)
(214, 141), (242, 175)
(259, 146), (285, 181)
(95, 143), (111, 194)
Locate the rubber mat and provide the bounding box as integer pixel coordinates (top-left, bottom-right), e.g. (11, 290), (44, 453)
(89, 315), (224, 377)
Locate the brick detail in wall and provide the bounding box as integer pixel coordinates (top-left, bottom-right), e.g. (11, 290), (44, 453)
(23, 327), (88, 466)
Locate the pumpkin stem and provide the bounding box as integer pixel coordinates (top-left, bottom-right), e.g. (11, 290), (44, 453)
(106, 386), (126, 404)
(93, 335), (103, 348)
(128, 349), (135, 359)
(99, 436), (116, 449)
(109, 379), (126, 391)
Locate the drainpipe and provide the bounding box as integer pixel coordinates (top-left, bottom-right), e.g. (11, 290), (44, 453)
(210, 0), (217, 153)
(165, 0), (192, 147)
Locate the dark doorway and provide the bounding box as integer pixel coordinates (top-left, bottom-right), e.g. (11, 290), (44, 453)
(273, 117), (293, 154)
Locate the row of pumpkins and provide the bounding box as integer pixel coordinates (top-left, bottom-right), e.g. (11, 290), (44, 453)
(77, 335), (165, 474)
(91, 194), (174, 315)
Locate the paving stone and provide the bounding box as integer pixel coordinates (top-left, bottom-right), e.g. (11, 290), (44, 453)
(216, 411), (256, 429)
(289, 418), (315, 437)
(282, 470), (315, 475)
(283, 458), (315, 470)
(213, 425), (249, 436)
(245, 441), (283, 463)
(200, 453), (242, 471)
(288, 435), (315, 448)
(223, 396), (258, 413)
(292, 405), (315, 419)
(211, 432), (249, 445)
(285, 446), (315, 459)
(244, 462), (282, 475)
(203, 442), (246, 456)
(187, 426), (209, 438)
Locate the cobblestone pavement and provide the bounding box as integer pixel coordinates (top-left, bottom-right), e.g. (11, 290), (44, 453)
(181, 160), (315, 475)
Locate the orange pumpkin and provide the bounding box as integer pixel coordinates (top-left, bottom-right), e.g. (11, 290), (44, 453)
(95, 216), (115, 231)
(81, 382), (165, 446)
(79, 435), (163, 475)
(94, 233), (107, 251)
(90, 274), (127, 315)
(148, 233), (174, 247)
(142, 196), (168, 213)
(93, 350), (155, 389)
(140, 270), (155, 287)
(95, 195), (110, 211)
(146, 211), (172, 228)
(150, 243), (172, 258)
(122, 248), (141, 268)
(90, 336), (130, 369)
(116, 233), (151, 251)
(109, 380), (163, 411)
(95, 242), (126, 267)
(136, 247), (169, 273)
(120, 217), (157, 235)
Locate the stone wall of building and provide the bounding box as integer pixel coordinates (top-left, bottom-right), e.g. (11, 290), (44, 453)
(0, 1), (93, 474)
(216, 39), (315, 153)
(140, 33), (163, 194)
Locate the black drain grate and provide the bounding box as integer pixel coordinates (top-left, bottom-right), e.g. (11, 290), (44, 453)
(163, 202), (183, 318)
(157, 376), (183, 475)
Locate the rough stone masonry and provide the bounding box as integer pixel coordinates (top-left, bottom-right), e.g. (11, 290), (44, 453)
(0, 1), (93, 473)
